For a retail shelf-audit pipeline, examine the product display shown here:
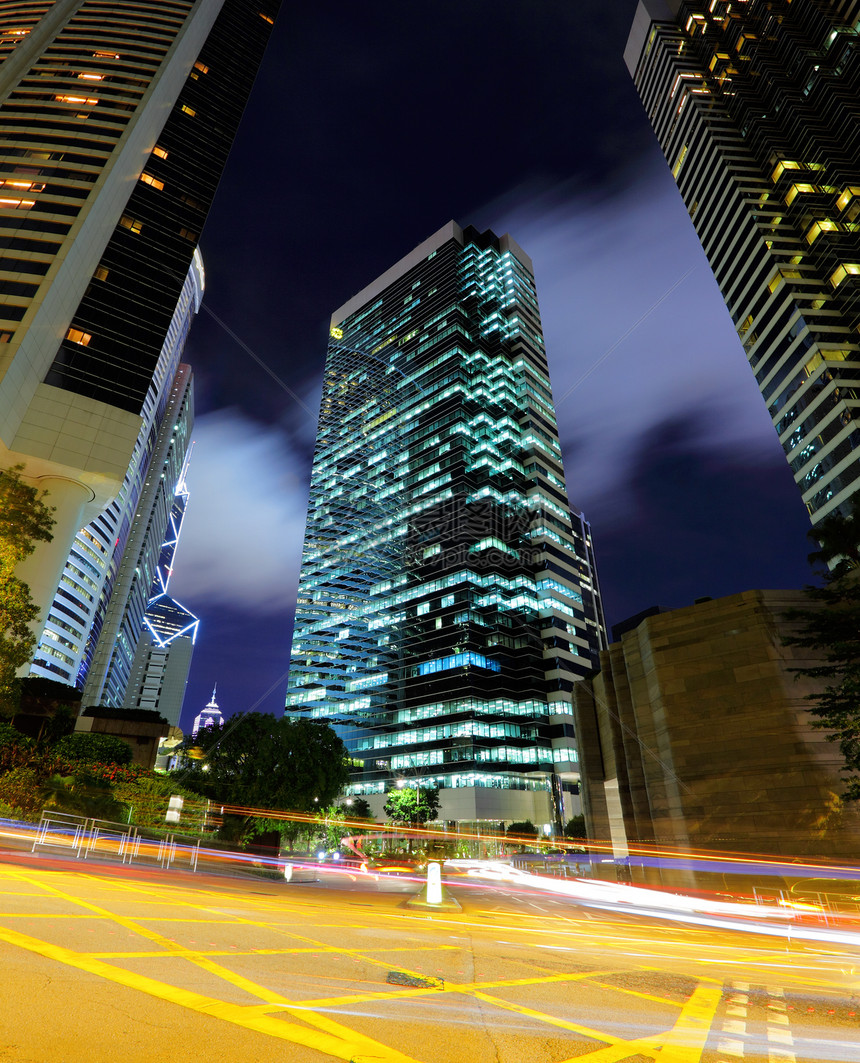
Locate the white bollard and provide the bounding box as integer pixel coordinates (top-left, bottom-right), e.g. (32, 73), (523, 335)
(426, 861), (442, 905)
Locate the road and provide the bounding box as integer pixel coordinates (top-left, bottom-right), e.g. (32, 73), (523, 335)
(0, 850), (858, 1063)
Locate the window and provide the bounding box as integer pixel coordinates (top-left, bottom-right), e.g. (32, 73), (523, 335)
(119, 215), (142, 234)
(0, 197), (34, 210)
(0, 331), (13, 343)
(139, 172), (164, 190)
(785, 183), (816, 206)
(193, 61), (209, 73)
(178, 227), (197, 242)
(0, 179), (44, 193)
(831, 264), (860, 287)
(181, 104), (196, 117)
(259, 12), (274, 23)
(152, 145), (168, 160)
(54, 95), (98, 106)
(94, 266), (108, 281)
(66, 328), (91, 346)
(806, 220), (839, 243)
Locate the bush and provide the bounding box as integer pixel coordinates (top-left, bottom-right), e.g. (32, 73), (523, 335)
(0, 721), (29, 750)
(507, 820), (538, 838)
(53, 732), (133, 766)
(0, 766), (43, 818)
(110, 773), (208, 831)
(0, 799), (26, 821)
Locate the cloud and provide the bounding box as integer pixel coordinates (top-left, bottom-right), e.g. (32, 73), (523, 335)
(169, 408), (308, 613)
(481, 164), (785, 519)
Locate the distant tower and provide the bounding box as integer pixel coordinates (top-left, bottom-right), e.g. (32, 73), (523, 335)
(124, 453), (199, 726)
(192, 687), (223, 738)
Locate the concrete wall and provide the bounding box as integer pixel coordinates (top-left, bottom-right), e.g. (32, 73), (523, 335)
(574, 590), (860, 864)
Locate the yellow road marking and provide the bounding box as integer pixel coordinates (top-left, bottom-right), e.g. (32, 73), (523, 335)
(469, 988), (625, 1043)
(558, 981), (724, 1063)
(5, 869), (434, 1061)
(591, 981), (684, 1008)
(87, 944), (458, 960)
(0, 922), (422, 1062)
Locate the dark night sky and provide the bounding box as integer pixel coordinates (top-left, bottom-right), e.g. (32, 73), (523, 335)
(168, 0), (815, 728)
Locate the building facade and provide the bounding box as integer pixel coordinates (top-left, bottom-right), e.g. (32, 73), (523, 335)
(286, 221), (606, 828)
(124, 456), (199, 727)
(0, 0), (280, 642)
(29, 252), (202, 689)
(626, 0), (860, 523)
(573, 590), (860, 872)
(82, 358), (193, 706)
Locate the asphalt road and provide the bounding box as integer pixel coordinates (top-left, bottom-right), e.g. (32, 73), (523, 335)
(0, 849), (858, 1063)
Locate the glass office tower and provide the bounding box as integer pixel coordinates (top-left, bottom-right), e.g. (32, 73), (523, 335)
(286, 222), (606, 828)
(626, 0), (860, 523)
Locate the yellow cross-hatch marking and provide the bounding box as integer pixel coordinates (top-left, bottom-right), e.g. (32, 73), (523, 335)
(0, 863), (731, 1063)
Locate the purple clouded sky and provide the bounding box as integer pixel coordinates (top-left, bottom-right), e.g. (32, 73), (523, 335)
(167, 1), (814, 727)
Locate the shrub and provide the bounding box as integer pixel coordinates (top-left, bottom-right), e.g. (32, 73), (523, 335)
(53, 732), (133, 766)
(0, 766), (43, 817)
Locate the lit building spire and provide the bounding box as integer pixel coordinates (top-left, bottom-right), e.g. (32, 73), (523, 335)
(192, 685), (224, 738)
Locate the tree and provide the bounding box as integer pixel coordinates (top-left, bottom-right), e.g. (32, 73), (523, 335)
(383, 785), (439, 826)
(806, 496), (860, 576)
(342, 796), (372, 819)
(786, 498), (860, 800)
(174, 713), (351, 839)
(0, 467), (55, 718)
(564, 814), (586, 839)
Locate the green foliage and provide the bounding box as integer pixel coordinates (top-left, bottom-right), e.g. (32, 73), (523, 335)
(785, 498), (860, 800)
(507, 819), (538, 838)
(37, 705), (77, 746)
(785, 569), (860, 801)
(807, 497), (860, 576)
(110, 772), (207, 831)
(0, 466), (55, 718)
(0, 799), (26, 820)
(173, 713), (350, 845)
(564, 814), (586, 839)
(0, 766), (43, 818)
(342, 796), (372, 819)
(0, 721), (30, 752)
(383, 785), (440, 826)
(40, 772), (127, 822)
(53, 732), (133, 766)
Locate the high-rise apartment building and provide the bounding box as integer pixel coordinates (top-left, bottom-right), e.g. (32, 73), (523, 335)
(124, 455), (199, 726)
(286, 222), (606, 828)
(0, 0), (280, 641)
(626, 0), (860, 523)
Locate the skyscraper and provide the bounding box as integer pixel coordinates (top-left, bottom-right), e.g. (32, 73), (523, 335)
(124, 455), (199, 726)
(0, 0), (280, 640)
(29, 252), (202, 688)
(192, 685), (222, 738)
(625, 0), (860, 523)
(286, 222), (606, 828)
